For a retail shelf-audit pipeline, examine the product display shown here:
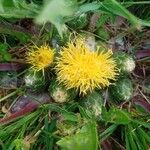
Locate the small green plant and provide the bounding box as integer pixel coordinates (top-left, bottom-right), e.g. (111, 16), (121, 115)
(0, 0), (150, 149)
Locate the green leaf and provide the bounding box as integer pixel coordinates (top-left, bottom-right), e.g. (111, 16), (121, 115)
(127, 126), (137, 150)
(79, 0), (150, 28)
(0, 25), (31, 43)
(62, 112), (78, 122)
(45, 103), (78, 122)
(133, 119), (150, 129)
(0, 0), (38, 18)
(102, 108), (131, 125)
(78, 106), (91, 119)
(0, 43), (8, 52)
(138, 128), (150, 144)
(35, 0), (78, 36)
(131, 128), (145, 150)
(0, 43), (11, 61)
(96, 14), (110, 28)
(57, 121), (98, 150)
(102, 0), (150, 29)
(79, 2), (101, 13)
(0, 0), (4, 12)
(96, 27), (110, 40)
(100, 124), (118, 141)
(43, 117), (56, 150)
(125, 127), (131, 150)
(0, 110), (40, 140)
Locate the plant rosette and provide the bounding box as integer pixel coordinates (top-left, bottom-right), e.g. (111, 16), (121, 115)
(48, 79), (77, 103)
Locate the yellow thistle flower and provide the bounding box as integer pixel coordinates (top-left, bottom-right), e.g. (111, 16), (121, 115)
(56, 39), (118, 95)
(26, 44), (54, 71)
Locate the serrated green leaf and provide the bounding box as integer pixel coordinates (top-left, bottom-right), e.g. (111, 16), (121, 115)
(57, 121), (98, 150)
(102, 108), (131, 124)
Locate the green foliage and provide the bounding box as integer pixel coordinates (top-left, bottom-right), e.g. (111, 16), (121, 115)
(9, 139), (30, 150)
(0, 43), (11, 61)
(79, 0), (150, 29)
(0, 0), (150, 149)
(67, 13), (88, 29)
(124, 124), (150, 150)
(57, 120), (98, 150)
(100, 124), (118, 141)
(0, 0), (38, 18)
(0, 24), (31, 43)
(96, 27), (110, 41)
(0, 0), (150, 36)
(96, 14), (111, 28)
(36, 0), (78, 36)
(101, 0), (150, 28)
(102, 107), (131, 125)
(0, 103), (79, 148)
(130, 2), (150, 21)
(0, 110), (40, 146)
(52, 26), (72, 46)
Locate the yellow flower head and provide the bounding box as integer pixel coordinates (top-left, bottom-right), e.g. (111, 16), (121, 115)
(56, 39), (118, 95)
(26, 44), (54, 71)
